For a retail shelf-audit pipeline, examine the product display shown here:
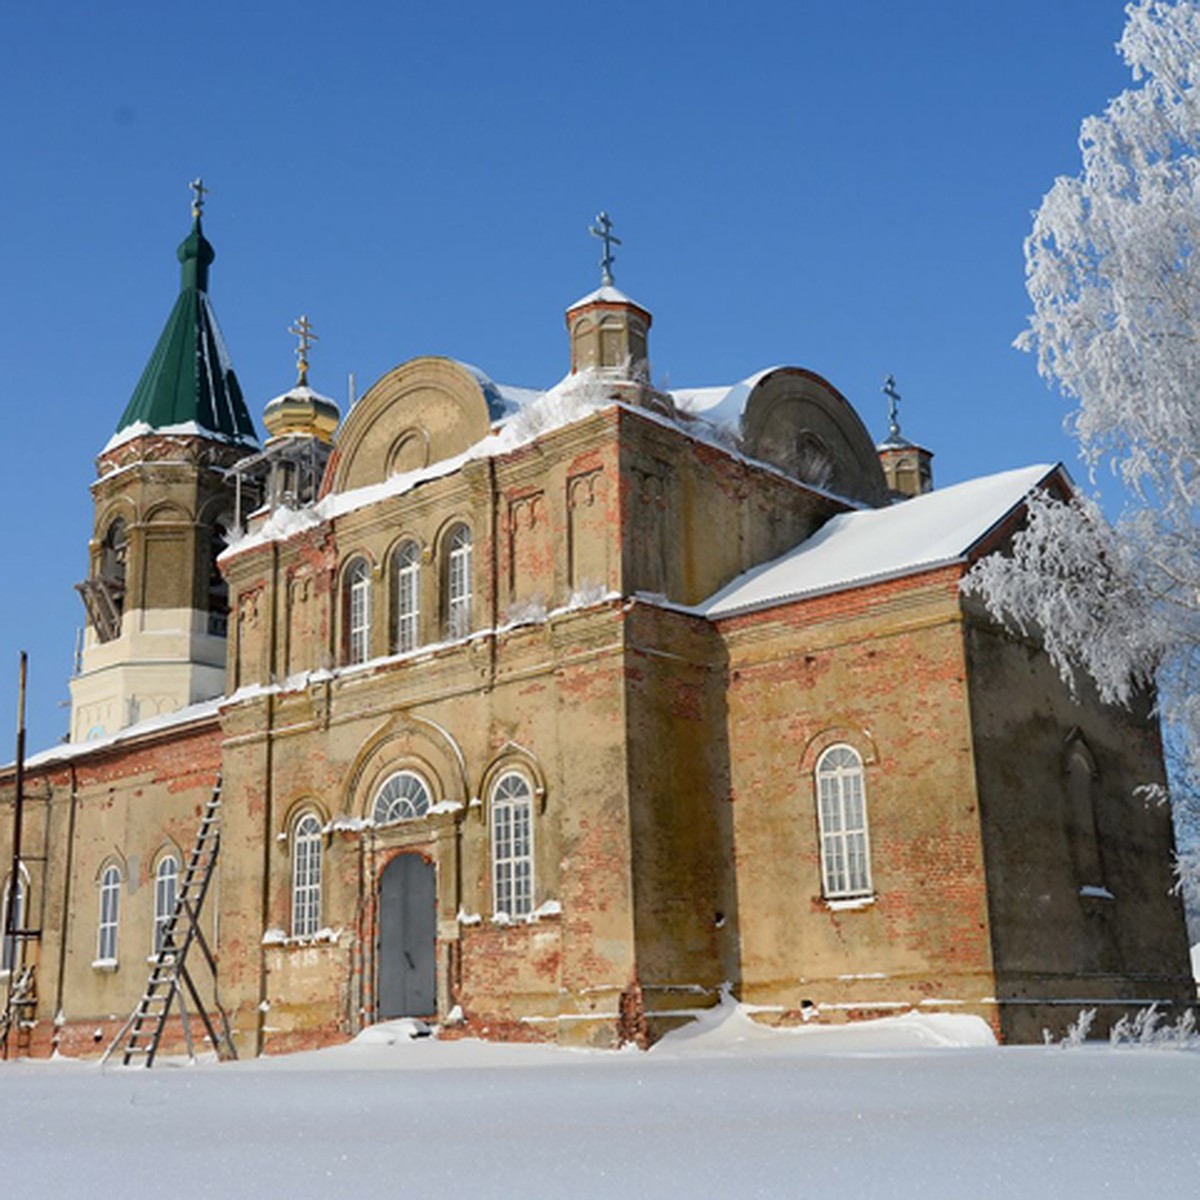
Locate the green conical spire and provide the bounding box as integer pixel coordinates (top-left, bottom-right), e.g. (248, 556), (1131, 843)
(111, 185), (257, 447)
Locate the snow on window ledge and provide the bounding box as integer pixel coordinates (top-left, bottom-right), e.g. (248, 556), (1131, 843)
(482, 900), (562, 928)
(1079, 885), (1115, 900)
(456, 909), (483, 926)
(824, 894), (876, 912)
(261, 926), (341, 947)
(91, 958), (119, 972)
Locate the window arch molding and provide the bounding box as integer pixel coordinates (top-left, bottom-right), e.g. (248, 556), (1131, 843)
(476, 744), (549, 823)
(340, 552), (377, 665)
(94, 501), (136, 556)
(342, 717), (468, 825)
(800, 725), (879, 773)
(388, 534), (424, 655)
(814, 743), (873, 901)
(144, 500), (194, 525)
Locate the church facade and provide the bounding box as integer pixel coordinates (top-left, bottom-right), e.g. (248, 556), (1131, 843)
(1, 200), (1193, 1058)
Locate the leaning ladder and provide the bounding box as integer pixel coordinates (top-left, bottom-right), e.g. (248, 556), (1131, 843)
(105, 777), (237, 1067)
(0, 965), (36, 1057)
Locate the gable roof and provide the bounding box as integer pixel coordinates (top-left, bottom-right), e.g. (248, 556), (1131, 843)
(701, 463), (1059, 618)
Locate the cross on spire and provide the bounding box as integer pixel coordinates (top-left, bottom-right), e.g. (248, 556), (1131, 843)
(589, 211), (621, 286)
(882, 374), (902, 440)
(288, 314), (319, 386)
(189, 177), (208, 219)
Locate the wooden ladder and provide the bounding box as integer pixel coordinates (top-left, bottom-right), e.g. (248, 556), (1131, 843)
(105, 777), (237, 1067)
(0, 964), (36, 1057)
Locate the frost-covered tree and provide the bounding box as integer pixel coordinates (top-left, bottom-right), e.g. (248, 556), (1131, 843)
(964, 0), (1200, 910)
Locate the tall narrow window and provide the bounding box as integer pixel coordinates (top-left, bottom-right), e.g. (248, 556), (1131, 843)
(446, 524), (472, 639)
(153, 855), (179, 956)
(207, 525), (230, 637)
(491, 772), (534, 918)
(88, 518), (128, 642)
(345, 557), (372, 665)
(1, 869), (26, 973)
(393, 539), (421, 653)
(292, 814), (323, 938)
(97, 865), (121, 963)
(1067, 744), (1105, 890)
(815, 745), (872, 899)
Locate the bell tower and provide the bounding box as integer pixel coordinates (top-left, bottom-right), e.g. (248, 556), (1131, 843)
(69, 182), (258, 741)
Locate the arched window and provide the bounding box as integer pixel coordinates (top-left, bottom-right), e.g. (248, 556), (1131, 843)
(345, 557), (372, 665)
(88, 518), (128, 643)
(372, 771), (432, 826)
(445, 524), (472, 639)
(815, 745), (872, 899)
(491, 772), (534, 919)
(207, 523), (230, 637)
(1, 867), (27, 973)
(291, 813), (323, 938)
(153, 855), (179, 956)
(97, 864), (122, 963)
(393, 539), (421, 653)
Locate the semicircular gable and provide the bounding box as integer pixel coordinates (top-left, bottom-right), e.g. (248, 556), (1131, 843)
(741, 368), (889, 506)
(332, 358), (492, 495)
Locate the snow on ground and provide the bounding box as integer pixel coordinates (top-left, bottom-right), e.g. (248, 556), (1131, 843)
(1, 1007), (1197, 1198)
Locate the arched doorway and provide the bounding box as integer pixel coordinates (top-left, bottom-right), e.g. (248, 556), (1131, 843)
(377, 854), (436, 1019)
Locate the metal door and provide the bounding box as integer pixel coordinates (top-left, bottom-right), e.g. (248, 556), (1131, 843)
(377, 854), (436, 1018)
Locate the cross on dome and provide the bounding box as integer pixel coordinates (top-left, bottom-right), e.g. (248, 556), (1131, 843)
(882, 374), (902, 441)
(288, 314), (319, 386)
(589, 211), (621, 286)
(189, 177), (208, 219)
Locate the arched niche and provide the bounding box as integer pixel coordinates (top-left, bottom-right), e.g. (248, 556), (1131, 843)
(331, 358), (493, 495)
(741, 368), (889, 506)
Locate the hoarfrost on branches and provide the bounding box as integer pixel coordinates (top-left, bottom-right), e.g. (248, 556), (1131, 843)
(966, 0), (1200, 901)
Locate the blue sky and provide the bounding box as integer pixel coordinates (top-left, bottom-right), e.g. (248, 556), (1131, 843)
(0, 0), (1137, 750)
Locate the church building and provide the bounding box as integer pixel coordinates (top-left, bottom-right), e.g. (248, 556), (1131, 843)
(1, 192), (1193, 1059)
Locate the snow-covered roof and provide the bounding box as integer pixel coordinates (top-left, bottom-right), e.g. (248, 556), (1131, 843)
(701, 464), (1058, 618)
(454, 361), (543, 421)
(16, 696), (225, 771)
(102, 419), (259, 457)
(566, 284), (649, 312)
(670, 368), (779, 434)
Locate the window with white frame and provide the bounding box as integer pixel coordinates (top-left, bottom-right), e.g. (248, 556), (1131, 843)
(345, 557), (372, 665)
(491, 772), (534, 918)
(153, 855), (179, 956)
(292, 813), (323, 938)
(446, 524), (472, 639)
(1, 868), (27, 973)
(97, 864), (122, 963)
(815, 745), (872, 898)
(393, 539), (420, 653)
(372, 771), (432, 826)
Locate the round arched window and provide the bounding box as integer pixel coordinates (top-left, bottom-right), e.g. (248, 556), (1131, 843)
(372, 770), (432, 826)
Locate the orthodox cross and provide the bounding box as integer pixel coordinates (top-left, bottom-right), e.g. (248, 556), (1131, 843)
(189, 177), (208, 219)
(289, 314), (319, 386)
(882, 374), (902, 440)
(589, 211), (621, 286)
